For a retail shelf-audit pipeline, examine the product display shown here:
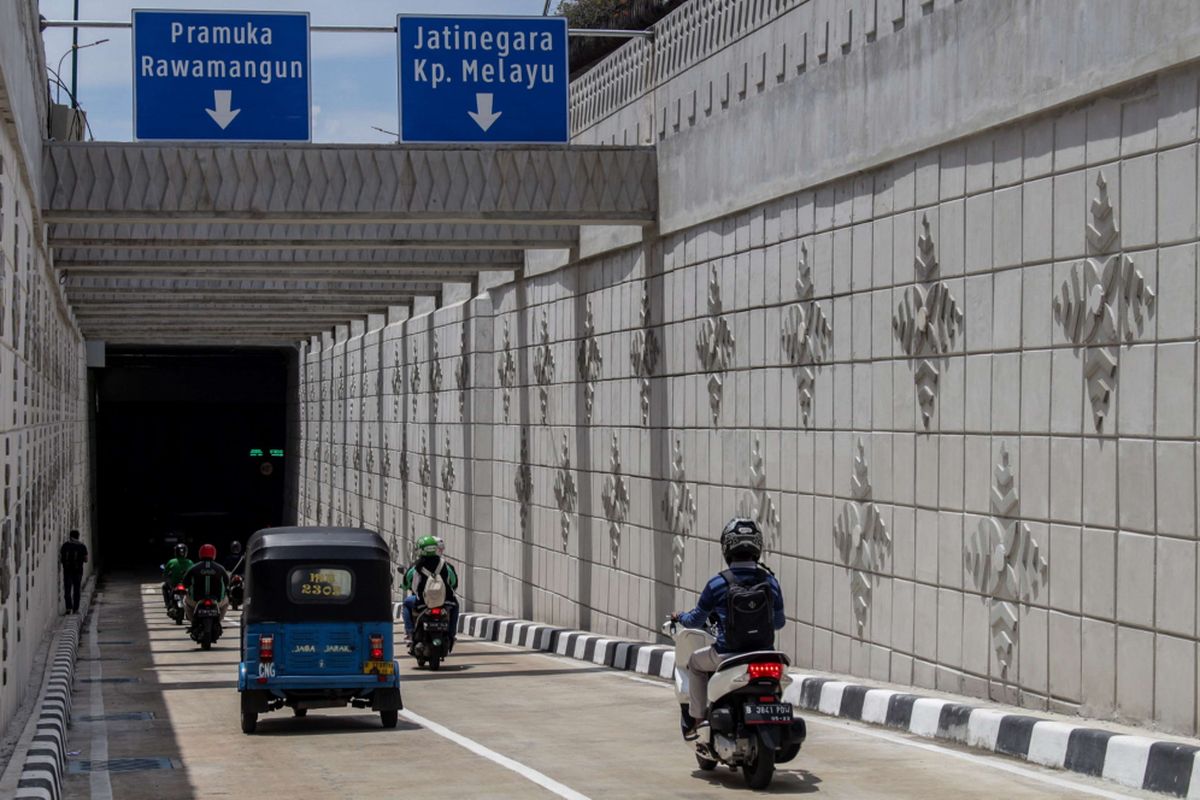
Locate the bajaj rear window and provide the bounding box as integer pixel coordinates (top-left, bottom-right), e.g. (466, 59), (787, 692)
(288, 566), (354, 603)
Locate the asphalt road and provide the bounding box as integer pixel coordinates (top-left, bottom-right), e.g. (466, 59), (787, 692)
(60, 575), (1153, 799)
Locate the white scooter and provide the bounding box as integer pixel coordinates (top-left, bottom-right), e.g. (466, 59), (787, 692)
(663, 618), (806, 790)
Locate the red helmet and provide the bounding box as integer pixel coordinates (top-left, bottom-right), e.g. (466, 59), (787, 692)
(198, 544), (217, 561)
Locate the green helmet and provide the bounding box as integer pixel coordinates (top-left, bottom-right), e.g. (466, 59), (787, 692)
(417, 535), (439, 556)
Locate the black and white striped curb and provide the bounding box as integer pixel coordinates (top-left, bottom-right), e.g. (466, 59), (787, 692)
(452, 611), (675, 679)
(452, 612), (1200, 798)
(12, 587), (92, 800)
(786, 676), (1200, 798)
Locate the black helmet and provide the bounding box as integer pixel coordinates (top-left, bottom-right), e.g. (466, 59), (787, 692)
(230, 540), (243, 555)
(174, 543), (188, 558)
(720, 518), (763, 564)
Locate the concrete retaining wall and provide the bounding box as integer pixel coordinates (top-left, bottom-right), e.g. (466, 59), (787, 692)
(295, 0), (1200, 736)
(0, 0), (94, 742)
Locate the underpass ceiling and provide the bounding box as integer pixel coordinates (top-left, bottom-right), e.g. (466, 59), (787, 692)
(43, 141), (658, 344)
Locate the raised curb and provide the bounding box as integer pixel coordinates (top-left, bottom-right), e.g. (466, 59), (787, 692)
(7, 582), (94, 800)
(454, 612), (1200, 798)
(450, 611), (676, 679)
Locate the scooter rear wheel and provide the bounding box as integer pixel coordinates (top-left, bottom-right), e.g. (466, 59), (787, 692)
(292, 708), (308, 718)
(741, 735), (776, 790)
(429, 655), (441, 671)
(695, 754), (718, 771)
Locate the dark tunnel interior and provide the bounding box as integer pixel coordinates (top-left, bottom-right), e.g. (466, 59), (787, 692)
(93, 347), (292, 569)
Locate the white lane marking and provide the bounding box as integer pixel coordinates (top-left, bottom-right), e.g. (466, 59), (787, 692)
(804, 716), (1138, 800)
(608, 664), (1136, 800)
(400, 709), (591, 800)
(623, 674), (671, 688)
(87, 602), (114, 800)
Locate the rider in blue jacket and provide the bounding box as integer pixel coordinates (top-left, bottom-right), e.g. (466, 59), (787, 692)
(673, 518), (785, 735)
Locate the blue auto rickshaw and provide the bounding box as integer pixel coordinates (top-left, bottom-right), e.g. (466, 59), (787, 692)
(237, 527), (402, 733)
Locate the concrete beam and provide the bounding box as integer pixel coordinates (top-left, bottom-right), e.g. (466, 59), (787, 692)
(56, 267), (491, 284)
(52, 247), (525, 269)
(65, 276), (442, 292)
(43, 142), (658, 225)
(48, 222), (578, 249)
(67, 293), (427, 307)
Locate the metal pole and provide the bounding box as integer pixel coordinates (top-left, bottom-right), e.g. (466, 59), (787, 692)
(70, 0), (79, 108)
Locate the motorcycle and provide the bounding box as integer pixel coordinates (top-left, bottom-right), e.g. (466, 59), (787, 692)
(663, 619), (806, 790)
(189, 597), (224, 650)
(229, 575), (244, 611)
(408, 601), (455, 671)
(168, 583), (187, 625)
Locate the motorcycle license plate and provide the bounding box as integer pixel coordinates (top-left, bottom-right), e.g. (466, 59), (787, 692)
(363, 660), (394, 675)
(744, 702), (793, 725)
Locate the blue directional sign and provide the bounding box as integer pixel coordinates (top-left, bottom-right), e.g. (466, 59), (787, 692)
(397, 15), (570, 144)
(133, 9), (311, 141)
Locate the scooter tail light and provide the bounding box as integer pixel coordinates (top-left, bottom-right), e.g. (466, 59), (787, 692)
(259, 634), (274, 662)
(430, 607), (443, 616)
(748, 662), (783, 680)
(369, 633), (384, 662)
(175, 584), (185, 592)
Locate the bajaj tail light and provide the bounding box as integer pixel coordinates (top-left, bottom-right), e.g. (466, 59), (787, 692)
(259, 634), (274, 662)
(369, 633), (384, 662)
(748, 662), (783, 681)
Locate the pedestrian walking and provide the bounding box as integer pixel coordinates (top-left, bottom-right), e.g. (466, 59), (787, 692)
(59, 529), (88, 614)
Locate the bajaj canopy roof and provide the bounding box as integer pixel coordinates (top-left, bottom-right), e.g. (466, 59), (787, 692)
(243, 527), (394, 623)
(246, 527), (391, 564)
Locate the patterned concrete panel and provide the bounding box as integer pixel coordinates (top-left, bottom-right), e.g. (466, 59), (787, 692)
(42, 143), (658, 224)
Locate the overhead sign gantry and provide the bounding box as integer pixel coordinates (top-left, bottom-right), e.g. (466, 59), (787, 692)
(397, 15), (569, 144)
(132, 9), (311, 141)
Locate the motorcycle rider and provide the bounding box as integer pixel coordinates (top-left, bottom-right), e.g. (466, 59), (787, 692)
(222, 540), (244, 576)
(401, 535), (459, 645)
(672, 518), (786, 736)
(162, 543), (193, 608)
(182, 544), (230, 622)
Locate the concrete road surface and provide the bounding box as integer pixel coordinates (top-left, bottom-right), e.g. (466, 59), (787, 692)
(61, 575), (1153, 799)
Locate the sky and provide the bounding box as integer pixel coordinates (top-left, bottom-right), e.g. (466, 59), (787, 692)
(40, 0), (556, 142)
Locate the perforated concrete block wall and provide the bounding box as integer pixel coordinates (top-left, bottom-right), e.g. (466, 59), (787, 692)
(0, 0), (92, 740)
(292, 0), (1200, 736)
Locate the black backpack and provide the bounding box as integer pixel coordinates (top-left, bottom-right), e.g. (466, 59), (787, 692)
(720, 569), (775, 652)
(61, 542), (86, 570)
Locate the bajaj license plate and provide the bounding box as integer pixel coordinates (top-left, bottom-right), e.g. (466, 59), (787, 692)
(744, 702), (793, 725)
(363, 661), (394, 675)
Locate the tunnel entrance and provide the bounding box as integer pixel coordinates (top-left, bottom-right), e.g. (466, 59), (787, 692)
(93, 347), (292, 570)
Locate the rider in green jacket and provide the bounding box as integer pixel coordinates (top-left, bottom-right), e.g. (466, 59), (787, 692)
(402, 536), (459, 643)
(162, 543), (194, 607)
